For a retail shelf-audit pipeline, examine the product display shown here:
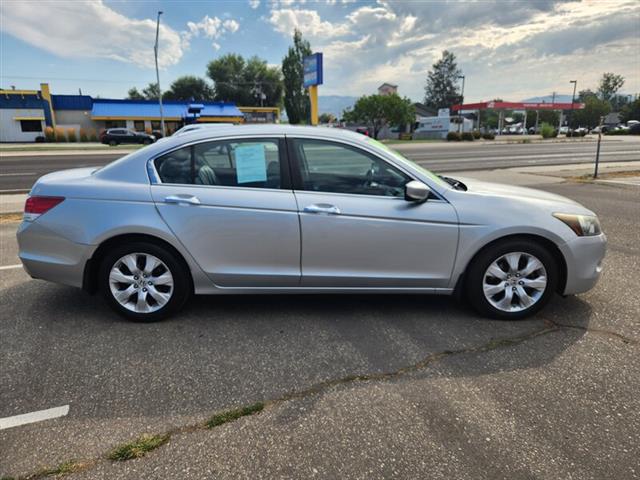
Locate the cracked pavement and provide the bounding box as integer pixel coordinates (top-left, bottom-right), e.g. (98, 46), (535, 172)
(1, 180), (638, 479)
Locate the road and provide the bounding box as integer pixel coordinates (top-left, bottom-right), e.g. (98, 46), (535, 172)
(1, 138), (639, 192)
(1, 178), (638, 479)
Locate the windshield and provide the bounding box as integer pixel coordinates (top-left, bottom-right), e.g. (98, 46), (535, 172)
(365, 137), (449, 189)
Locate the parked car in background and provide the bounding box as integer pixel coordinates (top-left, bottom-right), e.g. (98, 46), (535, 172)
(590, 126), (608, 134)
(100, 128), (155, 146)
(629, 123), (640, 135)
(559, 126), (569, 135)
(355, 127), (370, 136)
(18, 125), (606, 322)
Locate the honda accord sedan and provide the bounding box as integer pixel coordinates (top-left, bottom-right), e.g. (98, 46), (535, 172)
(17, 125), (606, 321)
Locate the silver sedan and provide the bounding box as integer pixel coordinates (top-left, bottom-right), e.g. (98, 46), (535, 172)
(17, 125), (606, 321)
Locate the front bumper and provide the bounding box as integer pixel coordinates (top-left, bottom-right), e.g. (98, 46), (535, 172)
(17, 220), (95, 289)
(560, 233), (607, 295)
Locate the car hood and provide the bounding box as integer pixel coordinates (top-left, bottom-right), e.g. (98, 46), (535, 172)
(451, 176), (592, 212)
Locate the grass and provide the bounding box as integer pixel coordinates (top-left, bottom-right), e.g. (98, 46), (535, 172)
(107, 433), (170, 461)
(29, 460), (84, 478)
(205, 402), (265, 428)
(0, 213), (23, 224)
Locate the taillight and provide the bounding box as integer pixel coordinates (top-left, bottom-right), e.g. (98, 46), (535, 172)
(24, 196), (65, 221)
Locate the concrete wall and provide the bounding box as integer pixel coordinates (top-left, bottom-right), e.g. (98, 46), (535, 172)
(0, 108), (45, 142)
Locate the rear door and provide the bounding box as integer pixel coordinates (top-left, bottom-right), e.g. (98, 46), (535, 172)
(150, 137), (301, 287)
(288, 137), (458, 288)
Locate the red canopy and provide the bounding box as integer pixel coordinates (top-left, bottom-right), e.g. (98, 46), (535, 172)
(451, 101), (585, 111)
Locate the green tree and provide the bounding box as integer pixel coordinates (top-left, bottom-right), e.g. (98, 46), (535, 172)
(127, 87), (145, 100)
(318, 113), (336, 124)
(570, 96), (611, 128)
(423, 50), (463, 110)
(206, 54), (282, 106)
(163, 76), (214, 101)
(343, 94), (415, 139)
(597, 73), (625, 103)
(126, 83), (160, 100)
(619, 98), (640, 124)
(282, 29), (312, 124)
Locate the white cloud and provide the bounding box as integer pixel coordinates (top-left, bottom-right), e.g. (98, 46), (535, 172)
(0, 0), (185, 68)
(268, 1), (640, 101)
(249, 0), (261, 8)
(212, 42), (222, 51)
(268, 8), (351, 37)
(187, 15), (240, 40)
(223, 19), (240, 33)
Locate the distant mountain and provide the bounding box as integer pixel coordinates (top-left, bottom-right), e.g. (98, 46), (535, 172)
(522, 94), (574, 103)
(319, 95), (357, 119)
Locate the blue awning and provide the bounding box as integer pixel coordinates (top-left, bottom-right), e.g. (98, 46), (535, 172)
(91, 100), (243, 120)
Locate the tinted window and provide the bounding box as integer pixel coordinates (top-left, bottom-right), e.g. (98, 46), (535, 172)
(20, 120), (42, 132)
(154, 139), (282, 189)
(292, 139), (410, 197)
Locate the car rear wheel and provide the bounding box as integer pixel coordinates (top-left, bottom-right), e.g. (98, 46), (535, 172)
(99, 242), (190, 322)
(143, 138), (152, 145)
(466, 239), (558, 320)
(109, 140), (118, 146)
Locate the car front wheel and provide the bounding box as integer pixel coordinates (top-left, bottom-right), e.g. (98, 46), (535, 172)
(466, 239), (558, 320)
(99, 242), (190, 322)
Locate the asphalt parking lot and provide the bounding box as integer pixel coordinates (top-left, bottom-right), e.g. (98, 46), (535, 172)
(1, 179), (638, 479)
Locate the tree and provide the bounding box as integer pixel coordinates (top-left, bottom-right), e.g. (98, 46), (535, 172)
(343, 94), (415, 139)
(163, 76), (214, 101)
(423, 50), (463, 110)
(206, 54), (282, 106)
(282, 29), (312, 124)
(127, 87), (145, 100)
(597, 73), (625, 103)
(318, 113), (336, 124)
(570, 95), (611, 129)
(619, 98), (640, 124)
(142, 83), (160, 100)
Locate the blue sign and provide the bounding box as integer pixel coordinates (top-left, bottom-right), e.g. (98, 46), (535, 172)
(303, 53), (323, 87)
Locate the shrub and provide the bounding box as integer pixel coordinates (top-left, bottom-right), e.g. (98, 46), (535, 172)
(461, 132), (474, 141)
(482, 132), (495, 140)
(79, 128), (88, 142)
(472, 130), (481, 139)
(540, 122), (557, 139)
(54, 127), (66, 142)
(44, 126), (55, 142)
(446, 131), (461, 141)
(66, 128), (77, 142)
(606, 129), (629, 136)
(89, 129), (98, 142)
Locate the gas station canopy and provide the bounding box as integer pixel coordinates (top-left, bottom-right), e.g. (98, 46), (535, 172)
(452, 101), (585, 111)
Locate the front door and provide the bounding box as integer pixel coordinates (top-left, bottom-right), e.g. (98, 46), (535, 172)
(289, 138), (458, 288)
(150, 137), (300, 287)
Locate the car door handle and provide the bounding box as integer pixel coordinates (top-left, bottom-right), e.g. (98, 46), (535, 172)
(164, 195), (201, 206)
(303, 204), (341, 215)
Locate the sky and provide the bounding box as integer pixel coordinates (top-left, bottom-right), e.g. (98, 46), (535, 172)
(1, 0), (639, 103)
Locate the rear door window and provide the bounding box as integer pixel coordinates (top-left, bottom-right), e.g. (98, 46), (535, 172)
(154, 138), (285, 189)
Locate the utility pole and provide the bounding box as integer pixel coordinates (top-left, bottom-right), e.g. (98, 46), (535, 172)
(569, 80), (577, 131)
(154, 11), (166, 137)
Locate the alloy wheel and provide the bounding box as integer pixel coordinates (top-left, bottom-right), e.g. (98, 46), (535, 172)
(109, 253), (174, 313)
(482, 251), (548, 313)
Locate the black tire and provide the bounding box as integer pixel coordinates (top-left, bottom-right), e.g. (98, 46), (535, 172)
(143, 138), (152, 145)
(109, 139), (118, 146)
(98, 242), (191, 322)
(466, 238), (558, 320)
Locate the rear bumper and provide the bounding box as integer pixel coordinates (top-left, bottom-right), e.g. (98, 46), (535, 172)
(17, 220), (95, 289)
(560, 233), (607, 295)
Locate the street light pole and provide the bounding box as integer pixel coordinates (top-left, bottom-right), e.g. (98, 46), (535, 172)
(569, 80), (577, 132)
(458, 75), (465, 133)
(154, 11), (166, 137)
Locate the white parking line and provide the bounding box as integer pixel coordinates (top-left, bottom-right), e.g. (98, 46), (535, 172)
(0, 264), (23, 271)
(0, 405), (69, 430)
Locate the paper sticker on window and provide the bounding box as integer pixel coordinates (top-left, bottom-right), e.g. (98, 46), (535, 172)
(235, 144), (267, 184)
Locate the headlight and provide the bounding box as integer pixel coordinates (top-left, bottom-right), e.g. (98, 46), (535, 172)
(553, 213), (601, 236)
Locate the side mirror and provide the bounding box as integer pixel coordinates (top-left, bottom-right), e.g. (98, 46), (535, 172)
(404, 180), (430, 202)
